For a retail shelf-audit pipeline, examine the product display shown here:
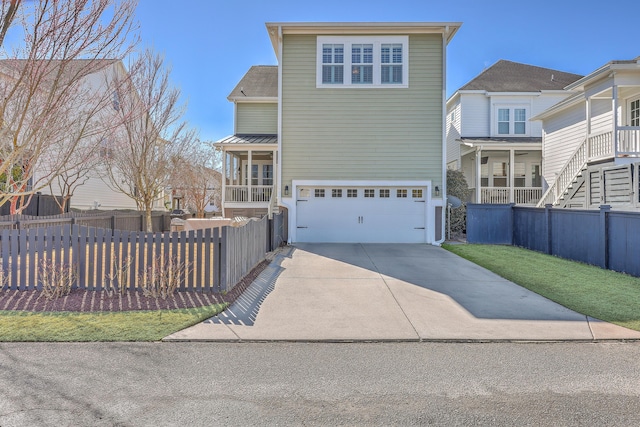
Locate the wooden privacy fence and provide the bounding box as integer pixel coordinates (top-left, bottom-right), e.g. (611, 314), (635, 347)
(0, 211), (171, 232)
(466, 203), (640, 277)
(0, 211), (288, 294)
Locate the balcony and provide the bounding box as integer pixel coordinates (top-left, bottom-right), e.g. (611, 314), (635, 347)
(225, 185), (273, 203)
(588, 127), (640, 162)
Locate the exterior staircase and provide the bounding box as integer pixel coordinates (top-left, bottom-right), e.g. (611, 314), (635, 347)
(536, 138), (588, 207)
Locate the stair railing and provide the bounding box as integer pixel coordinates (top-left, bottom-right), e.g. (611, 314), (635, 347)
(536, 138), (588, 207)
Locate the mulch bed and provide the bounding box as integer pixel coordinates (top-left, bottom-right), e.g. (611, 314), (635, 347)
(0, 259), (270, 313)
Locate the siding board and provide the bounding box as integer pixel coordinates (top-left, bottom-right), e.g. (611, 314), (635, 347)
(281, 34), (444, 193)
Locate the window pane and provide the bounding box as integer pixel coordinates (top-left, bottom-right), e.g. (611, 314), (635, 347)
(498, 122), (510, 134)
(498, 109), (509, 121)
(531, 164), (541, 187)
(364, 189), (375, 198)
(514, 122), (526, 134)
(332, 189), (342, 198)
(347, 189), (358, 198)
(315, 189), (325, 198)
(352, 65), (373, 84)
(514, 109), (526, 121)
(379, 189), (390, 198)
(397, 189), (407, 198)
(262, 165), (273, 186)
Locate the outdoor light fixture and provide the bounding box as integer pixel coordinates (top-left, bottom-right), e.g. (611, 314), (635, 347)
(435, 186), (440, 196)
(285, 185), (289, 195)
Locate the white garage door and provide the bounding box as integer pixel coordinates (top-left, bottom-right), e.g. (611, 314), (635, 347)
(296, 186), (428, 243)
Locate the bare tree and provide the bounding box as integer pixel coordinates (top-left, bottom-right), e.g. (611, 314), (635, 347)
(171, 145), (221, 218)
(0, 0), (138, 214)
(104, 48), (195, 231)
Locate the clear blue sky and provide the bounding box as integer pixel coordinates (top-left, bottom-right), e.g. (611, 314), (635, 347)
(135, 0), (640, 143)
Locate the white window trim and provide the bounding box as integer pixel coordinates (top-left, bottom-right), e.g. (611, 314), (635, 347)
(492, 104), (530, 137)
(316, 36), (409, 89)
(627, 95), (640, 126)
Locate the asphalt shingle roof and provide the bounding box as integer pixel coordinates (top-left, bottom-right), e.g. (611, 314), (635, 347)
(459, 60), (583, 92)
(228, 66), (278, 99)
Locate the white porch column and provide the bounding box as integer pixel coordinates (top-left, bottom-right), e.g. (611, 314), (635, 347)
(475, 147), (482, 203)
(612, 84), (619, 157)
(221, 150), (227, 217)
(509, 148), (515, 203)
(586, 96), (591, 160)
(247, 149), (253, 202)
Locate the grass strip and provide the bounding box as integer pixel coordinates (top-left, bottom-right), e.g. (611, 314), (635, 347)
(0, 303), (227, 342)
(443, 244), (640, 331)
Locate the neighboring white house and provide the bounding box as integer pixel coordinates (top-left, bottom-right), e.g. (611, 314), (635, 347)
(533, 56), (640, 210)
(446, 60), (582, 204)
(0, 59), (164, 212)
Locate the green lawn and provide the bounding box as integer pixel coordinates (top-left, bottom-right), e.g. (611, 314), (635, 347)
(443, 244), (640, 331)
(0, 303), (227, 342)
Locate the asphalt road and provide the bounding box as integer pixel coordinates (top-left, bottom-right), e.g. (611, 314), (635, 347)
(1, 342), (640, 426)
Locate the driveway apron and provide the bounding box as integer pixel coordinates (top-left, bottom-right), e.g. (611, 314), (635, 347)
(164, 243), (640, 342)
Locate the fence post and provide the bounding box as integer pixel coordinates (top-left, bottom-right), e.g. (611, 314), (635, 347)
(600, 204), (610, 269)
(219, 226), (227, 293)
(544, 204), (553, 255)
(111, 215), (116, 231)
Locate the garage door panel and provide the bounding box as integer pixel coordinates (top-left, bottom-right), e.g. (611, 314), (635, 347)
(296, 185), (428, 243)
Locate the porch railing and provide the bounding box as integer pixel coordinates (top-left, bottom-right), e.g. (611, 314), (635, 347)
(225, 185), (273, 203)
(473, 187), (542, 204)
(617, 127), (640, 156)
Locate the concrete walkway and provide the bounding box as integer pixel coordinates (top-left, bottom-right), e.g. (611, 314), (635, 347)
(164, 243), (640, 342)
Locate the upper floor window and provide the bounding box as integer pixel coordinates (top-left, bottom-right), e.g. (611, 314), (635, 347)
(351, 44), (373, 84)
(317, 36), (409, 88)
(322, 44), (344, 84)
(496, 106), (528, 136)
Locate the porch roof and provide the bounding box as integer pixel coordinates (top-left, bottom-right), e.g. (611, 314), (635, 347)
(214, 134), (278, 146)
(459, 137), (542, 152)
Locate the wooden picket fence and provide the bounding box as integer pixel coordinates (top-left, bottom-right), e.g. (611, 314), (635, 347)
(0, 213), (287, 294)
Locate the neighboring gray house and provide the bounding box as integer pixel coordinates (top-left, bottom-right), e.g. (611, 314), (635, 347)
(215, 65), (278, 219)
(217, 22), (462, 244)
(446, 60), (582, 204)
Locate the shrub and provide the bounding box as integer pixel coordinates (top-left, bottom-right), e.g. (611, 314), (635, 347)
(39, 259), (76, 300)
(446, 168), (471, 237)
(139, 256), (192, 299)
(105, 256), (133, 296)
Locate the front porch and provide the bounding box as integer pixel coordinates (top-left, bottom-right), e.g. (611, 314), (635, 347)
(214, 134), (277, 218)
(459, 139), (543, 205)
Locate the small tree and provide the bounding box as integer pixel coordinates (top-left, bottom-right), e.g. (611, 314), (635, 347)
(103, 49), (195, 231)
(446, 168), (471, 237)
(171, 145), (221, 218)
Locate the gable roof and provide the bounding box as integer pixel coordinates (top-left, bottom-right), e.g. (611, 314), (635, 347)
(228, 66), (278, 100)
(459, 60), (583, 92)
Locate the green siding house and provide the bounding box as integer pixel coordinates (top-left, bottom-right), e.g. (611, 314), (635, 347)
(217, 22), (461, 243)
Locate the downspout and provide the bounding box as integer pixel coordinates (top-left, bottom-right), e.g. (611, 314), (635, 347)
(434, 26), (449, 245)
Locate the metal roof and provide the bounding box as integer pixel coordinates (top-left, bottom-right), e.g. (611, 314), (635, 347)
(214, 134), (277, 145)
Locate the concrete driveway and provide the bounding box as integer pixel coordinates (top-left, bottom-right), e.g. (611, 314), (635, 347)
(165, 243), (640, 342)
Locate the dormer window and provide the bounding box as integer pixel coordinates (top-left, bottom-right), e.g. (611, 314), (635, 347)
(317, 36), (408, 88)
